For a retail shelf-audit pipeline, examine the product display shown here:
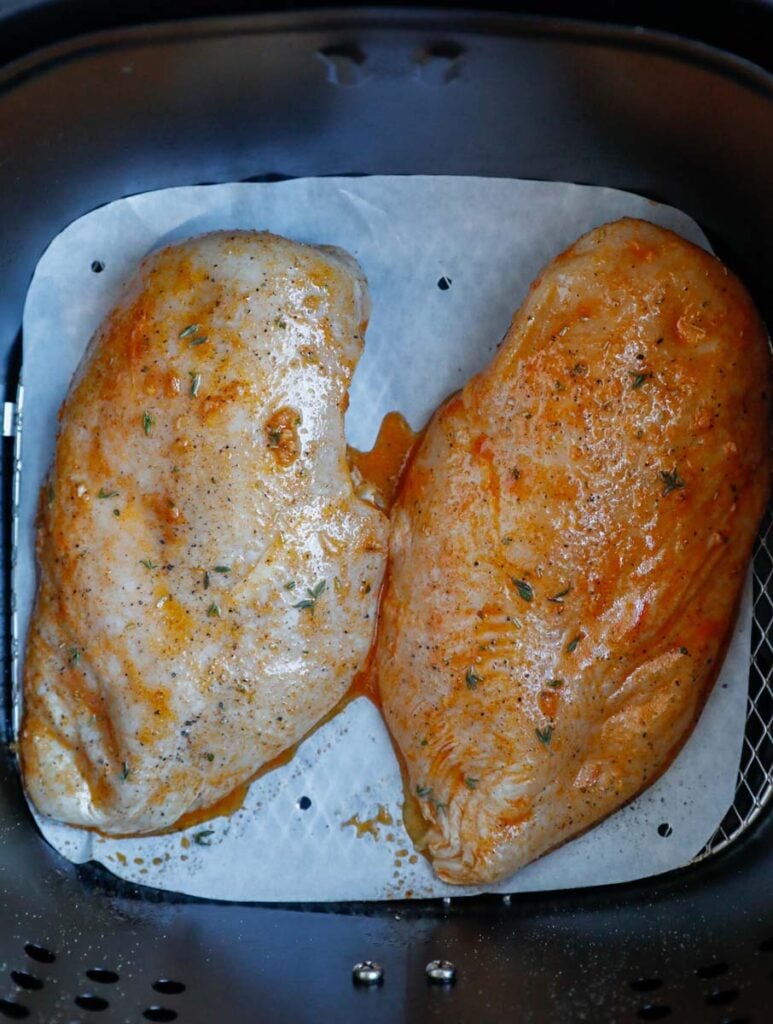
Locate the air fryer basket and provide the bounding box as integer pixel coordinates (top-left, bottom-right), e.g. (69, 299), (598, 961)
(1, 6), (772, 1022)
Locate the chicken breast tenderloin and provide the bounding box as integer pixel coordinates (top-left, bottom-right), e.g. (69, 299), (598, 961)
(376, 218), (771, 885)
(21, 230), (388, 835)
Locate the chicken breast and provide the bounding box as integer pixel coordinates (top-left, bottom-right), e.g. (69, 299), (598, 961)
(376, 218), (770, 885)
(21, 230), (388, 835)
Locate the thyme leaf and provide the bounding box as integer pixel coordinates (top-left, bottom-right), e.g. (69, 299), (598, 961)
(465, 668), (482, 690)
(536, 725), (553, 746)
(660, 468), (685, 496)
(511, 578), (534, 602)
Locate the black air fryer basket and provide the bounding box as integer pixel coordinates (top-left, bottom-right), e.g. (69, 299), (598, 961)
(1, 3), (772, 1022)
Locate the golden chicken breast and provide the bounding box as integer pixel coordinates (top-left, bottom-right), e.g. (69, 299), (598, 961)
(376, 218), (770, 885)
(21, 230), (388, 835)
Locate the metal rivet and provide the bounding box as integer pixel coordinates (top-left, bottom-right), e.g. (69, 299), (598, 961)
(442, 896), (452, 906)
(426, 959), (457, 984)
(352, 961), (384, 986)
(502, 894), (512, 906)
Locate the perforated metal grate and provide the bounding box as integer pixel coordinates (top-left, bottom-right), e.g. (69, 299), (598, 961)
(695, 504), (773, 861)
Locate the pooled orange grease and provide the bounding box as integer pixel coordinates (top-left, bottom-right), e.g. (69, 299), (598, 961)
(147, 412), (420, 836)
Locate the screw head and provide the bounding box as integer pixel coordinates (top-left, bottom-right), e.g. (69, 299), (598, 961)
(426, 959), (456, 984)
(352, 960), (384, 986)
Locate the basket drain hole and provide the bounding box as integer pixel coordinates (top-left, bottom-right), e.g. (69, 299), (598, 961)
(91, 261), (105, 273)
(657, 823), (673, 837)
(86, 969), (119, 985)
(152, 980), (186, 995)
(637, 1005), (671, 1020)
(317, 45), (367, 87)
(413, 42), (465, 85)
(629, 978), (663, 993)
(23, 944), (55, 964)
(297, 796), (312, 811)
(9, 973), (42, 993)
(74, 994), (109, 1011)
(0, 1001), (29, 1020)
(705, 988), (739, 1006)
(143, 1008), (178, 1022)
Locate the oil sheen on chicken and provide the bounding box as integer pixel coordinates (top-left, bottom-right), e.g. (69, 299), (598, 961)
(376, 218), (771, 885)
(21, 230), (388, 835)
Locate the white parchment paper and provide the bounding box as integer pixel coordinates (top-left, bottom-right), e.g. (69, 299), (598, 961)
(14, 177), (751, 900)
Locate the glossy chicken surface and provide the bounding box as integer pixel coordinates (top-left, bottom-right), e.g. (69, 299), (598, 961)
(376, 218), (771, 885)
(22, 231), (388, 835)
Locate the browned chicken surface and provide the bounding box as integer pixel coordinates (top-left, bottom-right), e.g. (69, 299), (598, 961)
(376, 218), (771, 885)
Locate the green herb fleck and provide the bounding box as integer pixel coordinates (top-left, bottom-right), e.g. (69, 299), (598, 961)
(660, 468), (685, 496)
(629, 371), (649, 390)
(189, 372), (201, 397)
(512, 467), (521, 481)
(548, 585), (571, 604)
(204, 753), (215, 763)
(214, 565), (231, 574)
(97, 488), (118, 499)
(112, 508), (120, 517)
(142, 411), (154, 436)
(274, 316), (287, 330)
(139, 559), (158, 570)
(267, 427), (282, 448)
(179, 323), (200, 339)
(465, 668), (482, 690)
(420, 738), (428, 747)
(432, 800), (448, 816)
(284, 580), (296, 591)
(171, 465), (181, 475)
(68, 646), (81, 665)
(502, 535), (513, 546)
(511, 578), (534, 602)
(121, 762), (130, 780)
(416, 784), (433, 799)
(465, 777), (479, 790)
(207, 602), (221, 618)
(571, 363), (588, 377)
(193, 829), (215, 846)
(547, 679), (564, 688)
(46, 482), (55, 504)
(293, 579), (326, 614)
(203, 571), (210, 590)
(189, 334), (209, 347)
(536, 724), (553, 746)
(566, 634), (581, 653)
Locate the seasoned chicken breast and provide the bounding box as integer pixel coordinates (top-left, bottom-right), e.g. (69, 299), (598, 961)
(376, 218), (770, 885)
(21, 230), (388, 835)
